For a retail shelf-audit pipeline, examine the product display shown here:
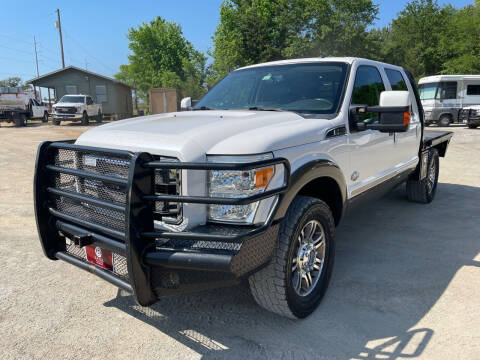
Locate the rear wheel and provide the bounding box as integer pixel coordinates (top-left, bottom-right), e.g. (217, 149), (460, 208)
(248, 196), (335, 318)
(82, 111), (89, 125)
(468, 123), (478, 129)
(438, 115), (451, 127)
(42, 111), (48, 123)
(53, 118), (61, 126)
(14, 114), (26, 127)
(96, 110), (102, 123)
(406, 148), (439, 203)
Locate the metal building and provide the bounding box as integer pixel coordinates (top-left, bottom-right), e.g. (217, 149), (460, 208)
(28, 66), (132, 119)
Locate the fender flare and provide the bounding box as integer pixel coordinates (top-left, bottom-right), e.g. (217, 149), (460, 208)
(274, 159), (347, 222)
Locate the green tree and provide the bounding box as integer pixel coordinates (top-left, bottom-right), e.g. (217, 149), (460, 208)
(440, 1), (480, 74)
(0, 77), (23, 87)
(116, 17), (207, 103)
(210, 0), (379, 84)
(373, 0), (457, 78)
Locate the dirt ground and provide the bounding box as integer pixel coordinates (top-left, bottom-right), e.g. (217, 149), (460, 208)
(0, 121), (479, 360)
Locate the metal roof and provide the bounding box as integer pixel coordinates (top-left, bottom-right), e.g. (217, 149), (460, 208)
(27, 66), (131, 88)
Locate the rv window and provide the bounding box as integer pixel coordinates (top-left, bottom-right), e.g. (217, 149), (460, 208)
(467, 85), (480, 96)
(385, 69), (408, 91)
(436, 82), (457, 100)
(419, 83), (438, 100)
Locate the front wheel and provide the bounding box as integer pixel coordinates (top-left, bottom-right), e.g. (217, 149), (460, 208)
(468, 124), (478, 129)
(81, 111), (89, 125)
(248, 196), (335, 318)
(42, 112), (49, 123)
(438, 115), (451, 127)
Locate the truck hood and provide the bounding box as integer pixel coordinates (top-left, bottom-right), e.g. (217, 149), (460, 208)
(75, 110), (334, 161)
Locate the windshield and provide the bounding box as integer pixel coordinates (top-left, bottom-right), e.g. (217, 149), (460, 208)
(419, 82), (438, 100)
(59, 95), (84, 103)
(194, 62), (349, 114)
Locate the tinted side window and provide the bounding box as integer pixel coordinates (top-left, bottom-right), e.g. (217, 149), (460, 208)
(352, 66), (385, 106)
(86, 97), (93, 105)
(436, 82), (457, 100)
(467, 85), (480, 96)
(385, 69), (408, 91)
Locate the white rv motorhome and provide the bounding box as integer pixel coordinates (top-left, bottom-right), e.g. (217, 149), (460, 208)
(418, 74), (480, 126)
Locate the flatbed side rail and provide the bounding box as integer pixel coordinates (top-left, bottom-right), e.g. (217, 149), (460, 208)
(423, 130), (453, 158)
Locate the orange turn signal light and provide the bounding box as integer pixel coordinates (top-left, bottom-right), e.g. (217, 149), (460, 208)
(255, 167), (274, 188)
(403, 111), (411, 126)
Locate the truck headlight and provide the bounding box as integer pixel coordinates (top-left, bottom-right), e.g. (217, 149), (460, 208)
(207, 153), (276, 224)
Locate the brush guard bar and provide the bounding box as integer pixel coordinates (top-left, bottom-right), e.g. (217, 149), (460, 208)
(34, 141), (290, 306)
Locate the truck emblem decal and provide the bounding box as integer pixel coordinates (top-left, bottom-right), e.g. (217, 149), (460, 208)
(95, 246), (102, 258)
(351, 171), (359, 181)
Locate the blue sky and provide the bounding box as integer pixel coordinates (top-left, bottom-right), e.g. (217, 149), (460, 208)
(0, 0), (474, 82)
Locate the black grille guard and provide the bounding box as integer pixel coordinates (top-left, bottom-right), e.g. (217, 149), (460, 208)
(34, 140), (290, 306)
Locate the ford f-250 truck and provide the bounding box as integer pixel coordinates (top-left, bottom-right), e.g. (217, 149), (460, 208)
(34, 58), (453, 318)
(52, 94), (102, 126)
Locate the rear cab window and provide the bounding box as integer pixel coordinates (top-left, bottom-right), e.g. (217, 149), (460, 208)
(384, 67), (420, 125)
(385, 69), (408, 91)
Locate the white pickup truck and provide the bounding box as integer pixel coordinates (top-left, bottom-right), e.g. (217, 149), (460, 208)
(34, 57), (452, 318)
(52, 94), (102, 126)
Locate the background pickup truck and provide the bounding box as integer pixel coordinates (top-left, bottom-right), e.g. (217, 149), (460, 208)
(52, 94), (102, 126)
(459, 105), (480, 129)
(34, 57), (452, 319)
(0, 87), (49, 127)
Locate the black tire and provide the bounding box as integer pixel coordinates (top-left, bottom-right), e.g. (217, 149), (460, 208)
(96, 110), (102, 123)
(53, 118), (61, 126)
(438, 115), (451, 127)
(82, 111), (89, 125)
(248, 196), (335, 319)
(406, 148), (439, 203)
(13, 114), (26, 127)
(42, 112), (48, 123)
(468, 124), (478, 129)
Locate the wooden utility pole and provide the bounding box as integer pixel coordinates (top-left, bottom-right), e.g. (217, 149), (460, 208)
(133, 79), (139, 114)
(56, 9), (65, 68)
(33, 36), (40, 77)
(33, 36), (41, 99)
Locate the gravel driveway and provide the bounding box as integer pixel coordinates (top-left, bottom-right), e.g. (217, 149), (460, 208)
(0, 122), (479, 359)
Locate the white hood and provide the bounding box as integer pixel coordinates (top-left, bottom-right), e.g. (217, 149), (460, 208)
(54, 102), (83, 108)
(75, 110), (334, 161)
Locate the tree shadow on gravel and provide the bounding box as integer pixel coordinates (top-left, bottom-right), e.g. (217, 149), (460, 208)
(104, 182), (480, 360)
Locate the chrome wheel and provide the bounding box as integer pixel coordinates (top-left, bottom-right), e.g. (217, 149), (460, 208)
(426, 157), (437, 194)
(291, 220), (326, 297)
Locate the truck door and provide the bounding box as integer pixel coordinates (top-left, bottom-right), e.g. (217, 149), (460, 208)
(86, 96), (95, 116)
(31, 99), (44, 118)
(436, 81), (459, 121)
(384, 68), (421, 170)
(347, 64), (396, 198)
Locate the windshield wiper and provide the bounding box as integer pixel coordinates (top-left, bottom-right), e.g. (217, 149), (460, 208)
(248, 107), (284, 112)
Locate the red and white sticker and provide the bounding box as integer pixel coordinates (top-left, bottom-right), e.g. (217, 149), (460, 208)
(85, 245), (113, 271)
